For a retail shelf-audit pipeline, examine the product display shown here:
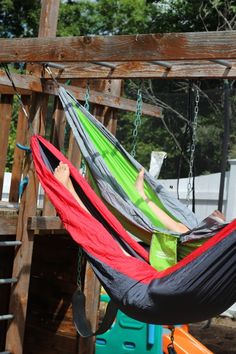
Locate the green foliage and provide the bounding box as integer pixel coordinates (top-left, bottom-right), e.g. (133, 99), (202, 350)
(0, 0), (40, 37)
(58, 0), (156, 36)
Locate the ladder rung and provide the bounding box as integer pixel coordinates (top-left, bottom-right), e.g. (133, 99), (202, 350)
(0, 241), (22, 247)
(0, 314), (14, 321)
(0, 278), (18, 284)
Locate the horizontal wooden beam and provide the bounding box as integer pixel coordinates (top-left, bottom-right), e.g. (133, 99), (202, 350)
(0, 84), (31, 95)
(51, 61), (236, 79)
(0, 71), (163, 117)
(28, 216), (64, 230)
(0, 31), (236, 62)
(0, 215), (18, 235)
(58, 60), (236, 79)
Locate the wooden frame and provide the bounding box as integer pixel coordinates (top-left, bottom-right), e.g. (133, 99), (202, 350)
(1, 2), (236, 353)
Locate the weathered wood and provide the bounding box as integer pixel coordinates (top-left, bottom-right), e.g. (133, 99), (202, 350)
(28, 216), (64, 231)
(67, 132), (82, 172)
(79, 264), (101, 354)
(42, 98), (66, 217)
(0, 72), (163, 117)
(0, 85), (31, 95)
(50, 98), (67, 151)
(0, 215), (18, 235)
(46, 60), (236, 79)
(23, 234), (78, 354)
(0, 31), (236, 62)
(38, 0), (60, 38)
(0, 95), (13, 199)
(9, 96), (30, 203)
(5, 90), (49, 353)
(5, 29), (56, 354)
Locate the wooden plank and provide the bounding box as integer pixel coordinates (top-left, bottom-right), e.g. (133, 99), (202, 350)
(42, 98), (66, 217)
(103, 79), (121, 134)
(9, 96), (30, 203)
(28, 216), (64, 230)
(0, 215), (18, 235)
(0, 95), (13, 199)
(48, 60), (236, 79)
(0, 85), (31, 95)
(0, 31), (236, 62)
(5, 1), (60, 352)
(5, 92), (48, 354)
(38, 0), (60, 38)
(23, 234), (78, 354)
(79, 264), (100, 354)
(0, 72), (163, 117)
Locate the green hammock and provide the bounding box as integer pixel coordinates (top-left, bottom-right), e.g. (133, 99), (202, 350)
(59, 87), (204, 271)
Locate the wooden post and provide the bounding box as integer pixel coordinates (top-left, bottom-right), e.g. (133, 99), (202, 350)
(9, 96), (30, 202)
(5, 1), (60, 353)
(0, 95), (13, 199)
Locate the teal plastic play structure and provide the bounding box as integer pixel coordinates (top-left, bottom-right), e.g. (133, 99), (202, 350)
(95, 294), (162, 354)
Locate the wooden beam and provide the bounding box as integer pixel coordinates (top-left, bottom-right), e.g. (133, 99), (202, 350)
(0, 31), (236, 62)
(28, 216), (64, 231)
(49, 61), (236, 79)
(5, 1), (60, 353)
(0, 215), (18, 235)
(0, 72), (162, 117)
(0, 95), (13, 198)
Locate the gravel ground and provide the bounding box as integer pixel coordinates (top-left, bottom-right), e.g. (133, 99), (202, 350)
(189, 317), (236, 354)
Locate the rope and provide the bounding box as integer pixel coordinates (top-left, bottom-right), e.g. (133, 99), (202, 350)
(76, 246), (84, 290)
(2, 64), (29, 119)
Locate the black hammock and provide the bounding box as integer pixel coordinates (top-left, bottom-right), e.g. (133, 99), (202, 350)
(31, 135), (236, 327)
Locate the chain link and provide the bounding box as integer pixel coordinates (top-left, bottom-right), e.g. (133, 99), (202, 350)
(84, 81), (90, 112)
(76, 246), (83, 290)
(167, 326), (176, 354)
(131, 88), (143, 157)
(81, 81), (90, 176)
(186, 84), (200, 205)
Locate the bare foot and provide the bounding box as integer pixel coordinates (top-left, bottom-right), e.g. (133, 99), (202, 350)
(212, 210), (226, 222)
(135, 168), (146, 199)
(54, 162), (71, 188)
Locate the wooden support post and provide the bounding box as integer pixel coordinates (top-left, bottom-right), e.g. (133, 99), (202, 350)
(0, 95), (13, 199)
(5, 93), (47, 354)
(42, 97), (66, 216)
(79, 264), (101, 354)
(5, 1), (60, 353)
(9, 96), (30, 203)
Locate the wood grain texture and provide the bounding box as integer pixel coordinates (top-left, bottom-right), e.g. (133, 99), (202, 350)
(0, 31), (236, 62)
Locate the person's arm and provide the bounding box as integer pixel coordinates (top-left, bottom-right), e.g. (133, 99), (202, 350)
(136, 167), (189, 233)
(144, 197), (189, 233)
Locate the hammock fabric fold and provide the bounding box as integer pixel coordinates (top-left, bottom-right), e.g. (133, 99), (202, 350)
(31, 135), (236, 325)
(58, 87), (221, 270)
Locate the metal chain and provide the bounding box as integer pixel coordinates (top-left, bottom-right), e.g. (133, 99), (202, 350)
(84, 81), (90, 112)
(131, 88), (143, 157)
(81, 81), (90, 176)
(167, 326), (176, 354)
(186, 84), (200, 205)
(76, 246), (83, 290)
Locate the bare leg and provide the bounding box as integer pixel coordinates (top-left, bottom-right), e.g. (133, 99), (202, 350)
(54, 162), (130, 255)
(54, 162), (88, 212)
(135, 168), (189, 233)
